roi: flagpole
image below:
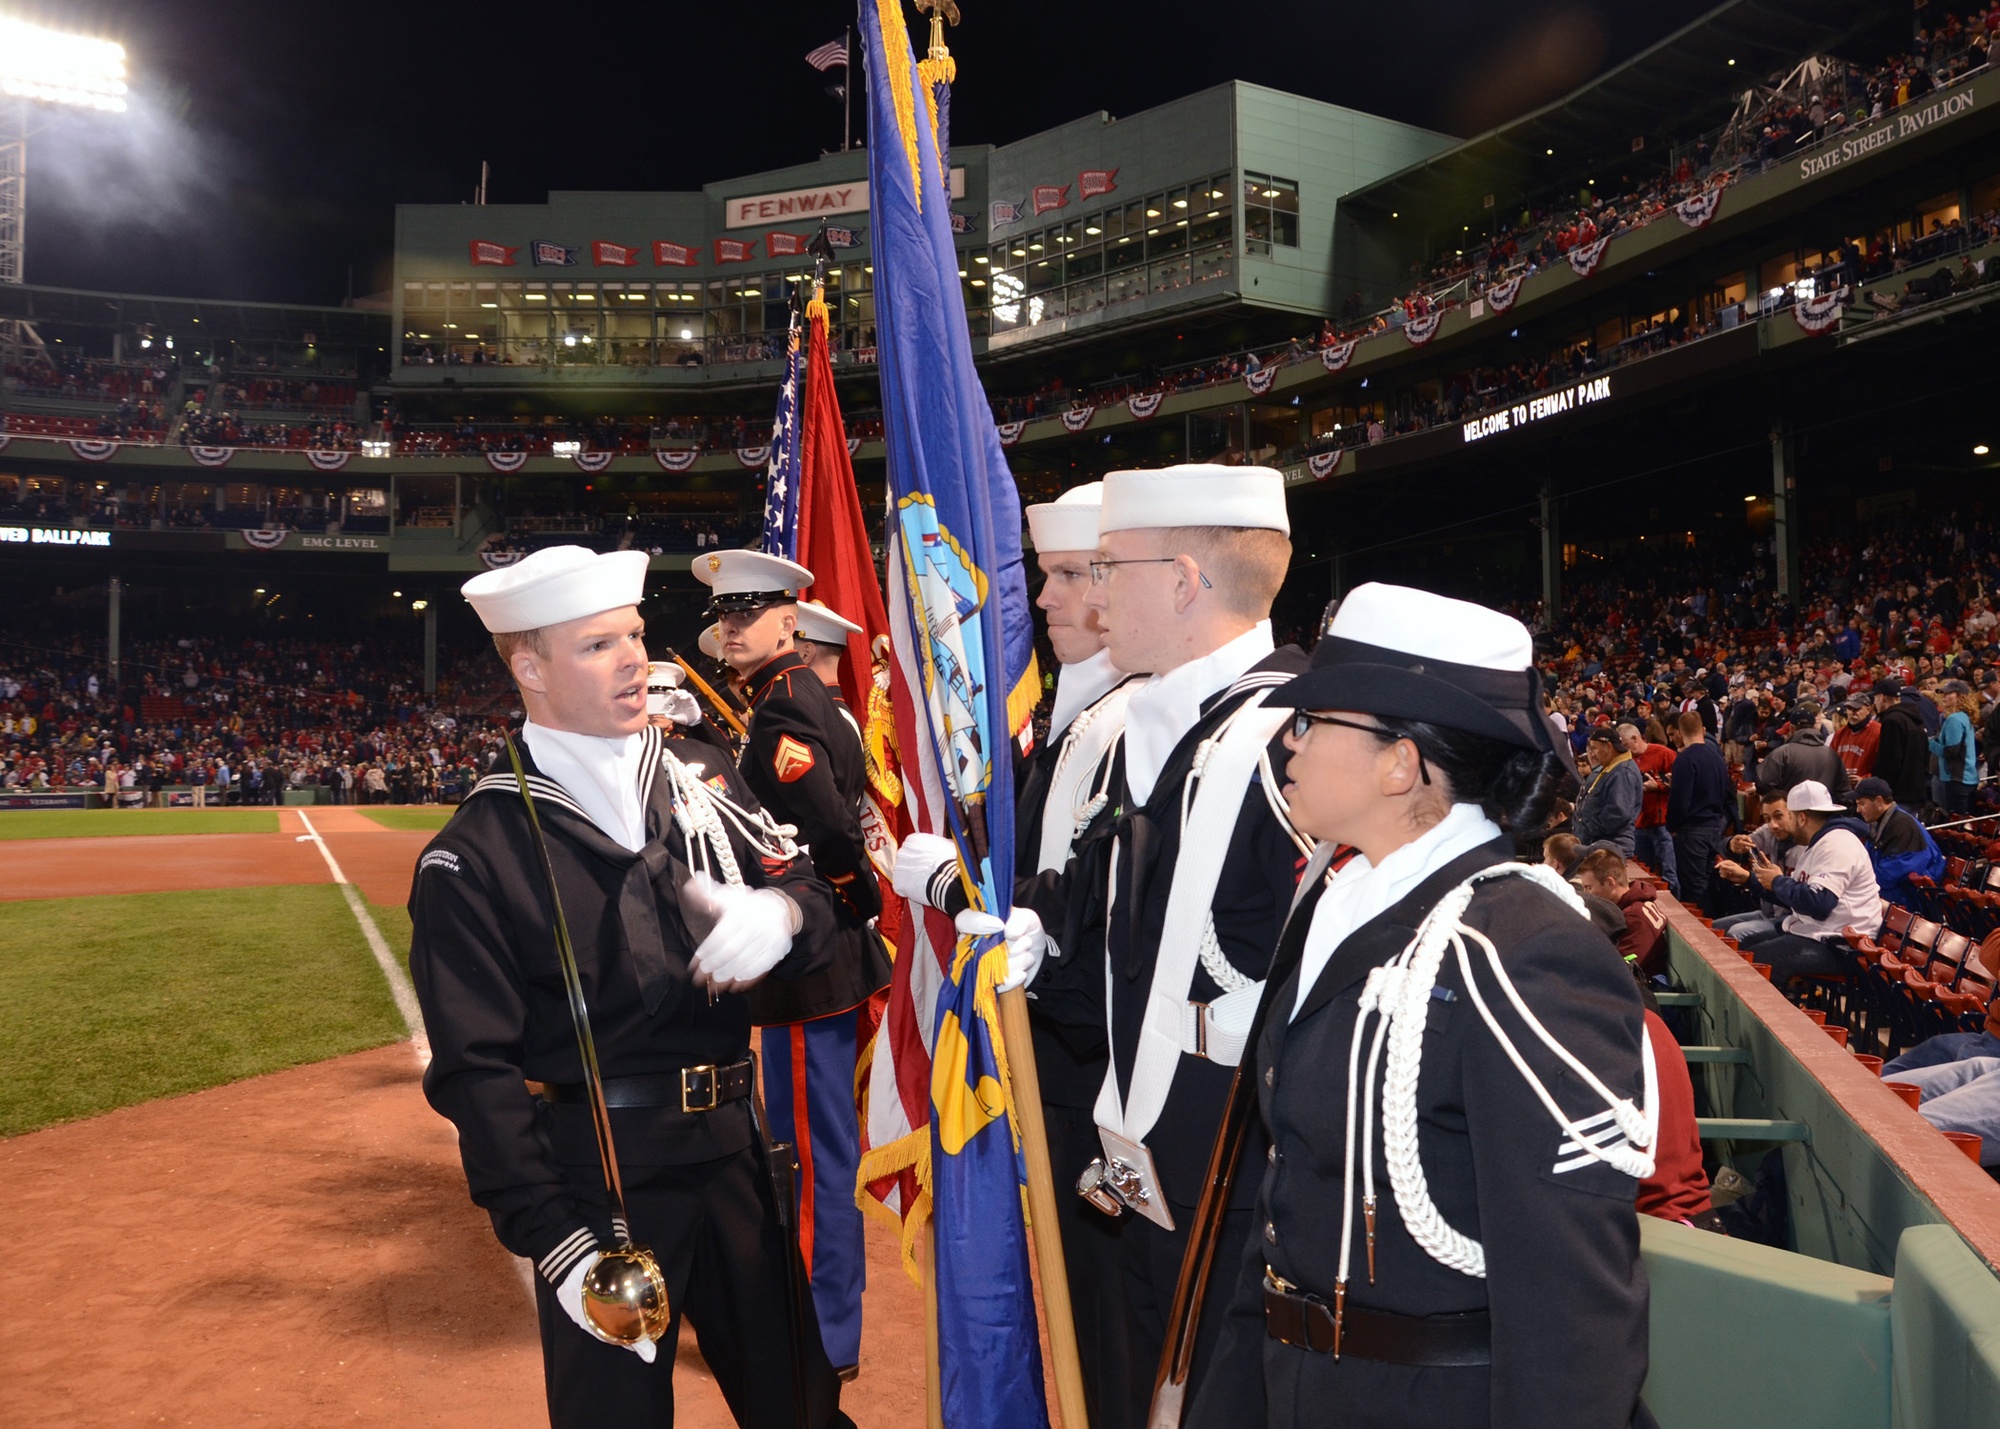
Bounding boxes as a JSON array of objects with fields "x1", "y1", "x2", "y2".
[
  {"x1": 923, "y1": 1220, "x2": 944, "y2": 1429},
  {"x1": 998, "y1": 984, "x2": 1091, "y2": 1429},
  {"x1": 843, "y1": 26, "x2": 853, "y2": 153}
]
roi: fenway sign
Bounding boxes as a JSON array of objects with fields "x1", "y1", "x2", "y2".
[{"x1": 724, "y1": 169, "x2": 966, "y2": 229}]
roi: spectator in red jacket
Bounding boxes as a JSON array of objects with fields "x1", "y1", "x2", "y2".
[
  {"x1": 1574, "y1": 847, "x2": 1669, "y2": 974},
  {"x1": 1619, "y1": 720, "x2": 1680, "y2": 897},
  {"x1": 1830, "y1": 698, "x2": 1880, "y2": 781}
]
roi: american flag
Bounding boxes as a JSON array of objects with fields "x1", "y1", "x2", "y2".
[
  {"x1": 759, "y1": 312, "x2": 805, "y2": 558},
  {"x1": 805, "y1": 35, "x2": 848, "y2": 71}
]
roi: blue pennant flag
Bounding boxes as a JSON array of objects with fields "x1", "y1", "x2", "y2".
[
  {"x1": 861, "y1": 1, "x2": 1045, "y2": 1426},
  {"x1": 760, "y1": 313, "x2": 805, "y2": 559}
]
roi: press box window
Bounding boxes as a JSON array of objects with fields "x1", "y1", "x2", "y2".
[{"x1": 1244, "y1": 173, "x2": 1300, "y2": 251}]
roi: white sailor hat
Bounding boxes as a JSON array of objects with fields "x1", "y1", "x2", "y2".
[
  {"x1": 794, "y1": 598, "x2": 863, "y2": 647},
  {"x1": 1098, "y1": 464, "x2": 1289, "y2": 537},
  {"x1": 691, "y1": 548, "x2": 814, "y2": 614},
  {"x1": 1269, "y1": 582, "x2": 1566, "y2": 762},
  {"x1": 460, "y1": 545, "x2": 650, "y2": 634},
  {"x1": 1025, "y1": 481, "x2": 1103, "y2": 552},
  {"x1": 697, "y1": 623, "x2": 725, "y2": 661}
]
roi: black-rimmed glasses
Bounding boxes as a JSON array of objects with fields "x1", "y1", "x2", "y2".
[{"x1": 1288, "y1": 711, "x2": 1430, "y2": 784}]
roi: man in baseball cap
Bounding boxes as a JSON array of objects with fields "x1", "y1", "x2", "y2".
[{"x1": 1725, "y1": 778, "x2": 1881, "y2": 989}]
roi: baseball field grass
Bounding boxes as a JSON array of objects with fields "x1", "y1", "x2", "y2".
[
  {"x1": 0, "y1": 884, "x2": 407, "y2": 1137},
  {"x1": 358, "y1": 808, "x2": 454, "y2": 833},
  {"x1": 0, "y1": 808, "x2": 281, "y2": 840}
]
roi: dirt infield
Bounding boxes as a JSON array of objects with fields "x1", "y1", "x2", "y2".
[{"x1": 1, "y1": 814, "x2": 933, "y2": 1426}]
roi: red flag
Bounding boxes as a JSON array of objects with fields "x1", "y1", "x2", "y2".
[{"x1": 590, "y1": 240, "x2": 640, "y2": 266}]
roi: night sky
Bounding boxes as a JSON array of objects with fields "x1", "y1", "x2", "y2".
[{"x1": 22, "y1": 0, "x2": 1720, "y2": 308}]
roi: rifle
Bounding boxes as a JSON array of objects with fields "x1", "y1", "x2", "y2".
[
  {"x1": 664, "y1": 647, "x2": 747, "y2": 738},
  {"x1": 1147, "y1": 842, "x2": 1339, "y2": 1428},
  {"x1": 747, "y1": 1057, "x2": 816, "y2": 1429}
]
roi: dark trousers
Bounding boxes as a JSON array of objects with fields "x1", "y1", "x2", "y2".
[
  {"x1": 1672, "y1": 821, "x2": 1728, "y2": 916},
  {"x1": 1096, "y1": 1198, "x2": 1254, "y2": 1429},
  {"x1": 1740, "y1": 927, "x2": 1849, "y2": 989},
  {"x1": 1045, "y1": 1097, "x2": 1128, "y2": 1429},
  {"x1": 533, "y1": 1146, "x2": 847, "y2": 1429}
]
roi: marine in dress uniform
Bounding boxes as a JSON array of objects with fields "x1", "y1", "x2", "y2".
[
  {"x1": 694, "y1": 550, "x2": 893, "y2": 1378},
  {"x1": 407, "y1": 545, "x2": 853, "y2": 1428},
  {"x1": 1047, "y1": 465, "x2": 1308, "y2": 1429},
  {"x1": 1187, "y1": 582, "x2": 1653, "y2": 1429},
  {"x1": 896, "y1": 481, "x2": 1142, "y2": 1427}
]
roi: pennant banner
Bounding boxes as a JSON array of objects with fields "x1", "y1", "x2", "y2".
[
  {"x1": 591, "y1": 240, "x2": 641, "y2": 266},
  {"x1": 1794, "y1": 287, "x2": 1847, "y2": 335},
  {"x1": 654, "y1": 448, "x2": 700, "y2": 472},
  {"x1": 1079, "y1": 168, "x2": 1118, "y2": 199},
  {"x1": 1031, "y1": 184, "x2": 1069, "y2": 215},
  {"x1": 949, "y1": 212, "x2": 974, "y2": 234},
  {"x1": 241, "y1": 528, "x2": 288, "y2": 550},
  {"x1": 995, "y1": 420, "x2": 1026, "y2": 446},
  {"x1": 1404, "y1": 310, "x2": 1445, "y2": 346},
  {"x1": 989, "y1": 200, "x2": 1022, "y2": 228},
  {"x1": 1060, "y1": 404, "x2": 1095, "y2": 432},
  {"x1": 485, "y1": 451, "x2": 528, "y2": 473},
  {"x1": 824, "y1": 225, "x2": 863, "y2": 249},
  {"x1": 1486, "y1": 275, "x2": 1524, "y2": 313},
  {"x1": 1245, "y1": 366, "x2": 1277, "y2": 396},
  {"x1": 1320, "y1": 339, "x2": 1359, "y2": 372},
  {"x1": 1567, "y1": 235, "x2": 1611, "y2": 278},
  {"x1": 1126, "y1": 391, "x2": 1164, "y2": 420},
  {"x1": 1674, "y1": 184, "x2": 1725, "y2": 230},
  {"x1": 715, "y1": 238, "x2": 757, "y2": 264},
  {"x1": 469, "y1": 239, "x2": 518, "y2": 267},
  {"x1": 653, "y1": 241, "x2": 700, "y2": 267},
  {"x1": 735, "y1": 444, "x2": 771, "y2": 468},
  {"x1": 531, "y1": 240, "x2": 578, "y2": 267},
  {"x1": 573, "y1": 450, "x2": 616, "y2": 472},
  {"x1": 1307, "y1": 450, "x2": 1340, "y2": 480},
  {"x1": 187, "y1": 446, "x2": 233, "y2": 468},
  {"x1": 847, "y1": 435, "x2": 864, "y2": 455},
  {"x1": 69, "y1": 439, "x2": 118, "y2": 463},
  {"x1": 857, "y1": 9, "x2": 1048, "y2": 1429},
  {"x1": 305, "y1": 449, "x2": 351, "y2": 472},
  {"x1": 767, "y1": 232, "x2": 812, "y2": 257}
]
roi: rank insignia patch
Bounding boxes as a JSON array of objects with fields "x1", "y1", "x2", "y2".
[{"x1": 773, "y1": 734, "x2": 816, "y2": 783}]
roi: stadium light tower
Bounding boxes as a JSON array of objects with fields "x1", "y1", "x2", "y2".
[{"x1": 0, "y1": 15, "x2": 129, "y2": 362}]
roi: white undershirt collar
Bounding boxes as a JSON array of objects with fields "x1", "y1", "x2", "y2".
[
  {"x1": 1291, "y1": 802, "x2": 1504, "y2": 1019},
  {"x1": 1049, "y1": 647, "x2": 1125, "y2": 740},
  {"x1": 1121, "y1": 620, "x2": 1273, "y2": 807},
  {"x1": 520, "y1": 720, "x2": 648, "y2": 853}
]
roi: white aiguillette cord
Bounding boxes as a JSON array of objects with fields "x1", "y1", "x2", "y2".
[
  {"x1": 1332, "y1": 861, "x2": 1658, "y2": 1347},
  {"x1": 506, "y1": 735, "x2": 639, "y2": 1250}
]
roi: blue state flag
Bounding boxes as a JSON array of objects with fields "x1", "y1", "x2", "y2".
[{"x1": 861, "y1": 0, "x2": 1046, "y2": 1424}]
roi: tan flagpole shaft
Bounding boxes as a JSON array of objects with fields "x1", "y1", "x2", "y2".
[
  {"x1": 924, "y1": 1219, "x2": 944, "y2": 1429},
  {"x1": 999, "y1": 983, "x2": 1091, "y2": 1429}
]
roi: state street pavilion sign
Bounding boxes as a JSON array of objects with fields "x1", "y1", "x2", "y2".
[{"x1": 724, "y1": 169, "x2": 966, "y2": 229}]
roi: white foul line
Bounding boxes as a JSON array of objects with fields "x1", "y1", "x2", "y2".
[{"x1": 295, "y1": 810, "x2": 430, "y2": 1065}]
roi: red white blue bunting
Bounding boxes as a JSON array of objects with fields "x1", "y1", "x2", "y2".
[
  {"x1": 735, "y1": 445, "x2": 771, "y2": 468},
  {"x1": 1794, "y1": 288, "x2": 1847, "y2": 335},
  {"x1": 69, "y1": 439, "x2": 118, "y2": 463},
  {"x1": 995, "y1": 421, "x2": 1026, "y2": 446},
  {"x1": 480, "y1": 548, "x2": 525, "y2": 568},
  {"x1": 485, "y1": 451, "x2": 528, "y2": 473},
  {"x1": 1485, "y1": 275, "x2": 1524, "y2": 313},
  {"x1": 1403, "y1": 311, "x2": 1445, "y2": 346},
  {"x1": 242, "y1": 528, "x2": 288, "y2": 550},
  {"x1": 846, "y1": 436, "x2": 863, "y2": 455},
  {"x1": 305, "y1": 449, "x2": 351, "y2": 472},
  {"x1": 188, "y1": 446, "x2": 234, "y2": 468},
  {"x1": 1126, "y1": 391, "x2": 1165, "y2": 420},
  {"x1": 1567, "y1": 236, "x2": 1611, "y2": 278},
  {"x1": 1674, "y1": 185, "x2": 1725, "y2": 230},
  {"x1": 1060, "y1": 405, "x2": 1095, "y2": 433},
  {"x1": 572, "y1": 450, "x2": 615, "y2": 473},
  {"x1": 1319, "y1": 341, "x2": 1358, "y2": 373},
  {"x1": 1307, "y1": 451, "x2": 1340, "y2": 481},
  {"x1": 1245, "y1": 367, "x2": 1277, "y2": 396},
  {"x1": 654, "y1": 449, "x2": 700, "y2": 472}
]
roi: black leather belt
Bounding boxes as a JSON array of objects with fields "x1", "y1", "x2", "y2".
[
  {"x1": 538, "y1": 1059, "x2": 755, "y2": 1113},
  {"x1": 1263, "y1": 1271, "x2": 1491, "y2": 1365}
]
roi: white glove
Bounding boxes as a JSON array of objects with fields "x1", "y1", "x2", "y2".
[
  {"x1": 956, "y1": 904, "x2": 1049, "y2": 993},
  {"x1": 555, "y1": 1252, "x2": 658, "y2": 1362},
  {"x1": 648, "y1": 689, "x2": 702, "y2": 727},
  {"x1": 893, "y1": 831, "x2": 962, "y2": 908},
  {"x1": 686, "y1": 873, "x2": 799, "y2": 992}
]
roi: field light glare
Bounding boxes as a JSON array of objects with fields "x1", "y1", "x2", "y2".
[{"x1": 0, "y1": 18, "x2": 129, "y2": 112}]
